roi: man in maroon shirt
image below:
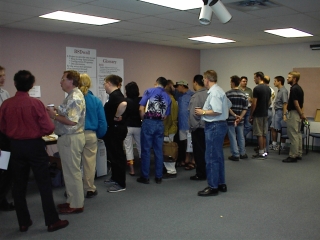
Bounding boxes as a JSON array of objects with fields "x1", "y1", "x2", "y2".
[{"x1": 0, "y1": 70, "x2": 68, "y2": 232}]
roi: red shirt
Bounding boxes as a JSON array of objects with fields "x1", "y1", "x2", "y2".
[{"x1": 0, "y1": 91, "x2": 55, "y2": 140}]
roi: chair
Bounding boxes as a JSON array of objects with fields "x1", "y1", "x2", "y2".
[
  {"x1": 309, "y1": 132, "x2": 320, "y2": 151},
  {"x1": 278, "y1": 122, "x2": 310, "y2": 155}
]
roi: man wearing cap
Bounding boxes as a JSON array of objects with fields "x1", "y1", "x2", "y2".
[{"x1": 174, "y1": 80, "x2": 194, "y2": 168}]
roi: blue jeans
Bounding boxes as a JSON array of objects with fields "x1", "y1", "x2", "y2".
[
  {"x1": 205, "y1": 121, "x2": 228, "y2": 189},
  {"x1": 243, "y1": 108, "x2": 252, "y2": 138},
  {"x1": 228, "y1": 124, "x2": 245, "y2": 157},
  {"x1": 140, "y1": 119, "x2": 164, "y2": 179}
]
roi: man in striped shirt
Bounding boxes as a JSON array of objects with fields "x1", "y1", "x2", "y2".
[{"x1": 226, "y1": 75, "x2": 248, "y2": 161}]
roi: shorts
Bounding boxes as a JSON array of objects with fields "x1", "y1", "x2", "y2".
[
  {"x1": 253, "y1": 117, "x2": 268, "y2": 136},
  {"x1": 270, "y1": 109, "x2": 286, "y2": 130},
  {"x1": 179, "y1": 130, "x2": 188, "y2": 141}
]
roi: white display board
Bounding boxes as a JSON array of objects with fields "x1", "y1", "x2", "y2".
[
  {"x1": 97, "y1": 57, "x2": 124, "y2": 104},
  {"x1": 66, "y1": 47, "x2": 97, "y2": 95}
]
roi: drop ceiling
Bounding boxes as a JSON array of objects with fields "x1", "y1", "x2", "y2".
[{"x1": 1, "y1": 0, "x2": 320, "y2": 49}]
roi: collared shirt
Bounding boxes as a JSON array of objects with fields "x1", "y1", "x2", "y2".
[
  {"x1": 177, "y1": 89, "x2": 194, "y2": 130},
  {"x1": 140, "y1": 87, "x2": 171, "y2": 120},
  {"x1": 226, "y1": 89, "x2": 248, "y2": 125},
  {"x1": 0, "y1": 88, "x2": 10, "y2": 106},
  {"x1": 188, "y1": 87, "x2": 207, "y2": 130},
  {"x1": 84, "y1": 90, "x2": 107, "y2": 139},
  {"x1": 0, "y1": 91, "x2": 54, "y2": 139},
  {"x1": 240, "y1": 87, "x2": 252, "y2": 107},
  {"x1": 54, "y1": 88, "x2": 85, "y2": 135},
  {"x1": 287, "y1": 83, "x2": 304, "y2": 111},
  {"x1": 202, "y1": 84, "x2": 231, "y2": 122},
  {"x1": 274, "y1": 86, "x2": 288, "y2": 110}
]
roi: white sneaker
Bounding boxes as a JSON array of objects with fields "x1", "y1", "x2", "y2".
[
  {"x1": 273, "y1": 145, "x2": 280, "y2": 151},
  {"x1": 269, "y1": 144, "x2": 275, "y2": 150}
]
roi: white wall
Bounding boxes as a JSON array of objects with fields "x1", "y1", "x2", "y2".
[
  {"x1": 200, "y1": 42, "x2": 320, "y2": 91},
  {"x1": 200, "y1": 42, "x2": 320, "y2": 148}
]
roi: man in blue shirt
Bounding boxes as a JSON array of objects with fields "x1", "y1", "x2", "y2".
[
  {"x1": 137, "y1": 77, "x2": 172, "y2": 184},
  {"x1": 174, "y1": 80, "x2": 194, "y2": 168},
  {"x1": 195, "y1": 70, "x2": 231, "y2": 197}
]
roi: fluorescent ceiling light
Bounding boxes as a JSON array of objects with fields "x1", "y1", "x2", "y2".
[
  {"x1": 189, "y1": 36, "x2": 235, "y2": 44},
  {"x1": 40, "y1": 11, "x2": 120, "y2": 26},
  {"x1": 138, "y1": 0, "x2": 203, "y2": 10},
  {"x1": 264, "y1": 28, "x2": 313, "y2": 38}
]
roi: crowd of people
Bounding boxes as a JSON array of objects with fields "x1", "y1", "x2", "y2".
[{"x1": 0, "y1": 65, "x2": 307, "y2": 232}]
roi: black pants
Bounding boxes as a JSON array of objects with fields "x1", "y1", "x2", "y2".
[
  {"x1": 0, "y1": 163, "x2": 13, "y2": 206},
  {"x1": 191, "y1": 128, "x2": 206, "y2": 178},
  {"x1": 0, "y1": 131, "x2": 12, "y2": 207},
  {"x1": 10, "y1": 138, "x2": 59, "y2": 226},
  {"x1": 104, "y1": 125, "x2": 128, "y2": 188}
]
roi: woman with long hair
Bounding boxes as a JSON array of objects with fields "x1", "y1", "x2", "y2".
[{"x1": 123, "y1": 82, "x2": 142, "y2": 176}]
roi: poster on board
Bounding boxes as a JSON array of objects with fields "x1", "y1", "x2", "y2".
[
  {"x1": 66, "y1": 47, "x2": 97, "y2": 95},
  {"x1": 97, "y1": 57, "x2": 124, "y2": 104}
]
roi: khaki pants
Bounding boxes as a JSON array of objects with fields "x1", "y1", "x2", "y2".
[
  {"x1": 82, "y1": 130, "x2": 98, "y2": 192},
  {"x1": 287, "y1": 110, "x2": 302, "y2": 158},
  {"x1": 58, "y1": 133, "x2": 85, "y2": 208}
]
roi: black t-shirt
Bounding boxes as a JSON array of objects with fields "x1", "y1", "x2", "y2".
[
  {"x1": 287, "y1": 84, "x2": 304, "y2": 111},
  {"x1": 125, "y1": 96, "x2": 142, "y2": 128},
  {"x1": 104, "y1": 89, "x2": 126, "y2": 126},
  {"x1": 252, "y1": 84, "x2": 271, "y2": 117}
]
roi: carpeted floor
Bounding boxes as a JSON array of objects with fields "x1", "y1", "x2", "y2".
[{"x1": 1, "y1": 146, "x2": 320, "y2": 240}]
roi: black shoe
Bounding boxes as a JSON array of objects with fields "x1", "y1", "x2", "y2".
[
  {"x1": 0, "y1": 202, "x2": 15, "y2": 211},
  {"x1": 282, "y1": 157, "x2": 297, "y2": 163},
  {"x1": 190, "y1": 175, "x2": 206, "y2": 181},
  {"x1": 155, "y1": 178, "x2": 162, "y2": 184},
  {"x1": 86, "y1": 190, "x2": 98, "y2": 198},
  {"x1": 240, "y1": 154, "x2": 248, "y2": 159},
  {"x1": 137, "y1": 177, "x2": 150, "y2": 184},
  {"x1": 198, "y1": 187, "x2": 219, "y2": 197},
  {"x1": 296, "y1": 156, "x2": 302, "y2": 160},
  {"x1": 218, "y1": 184, "x2": 227, "y2": 192},
  {"x1": 162, "y1": 173, "x2": 177, "y2": 179},
  {"x1": 20, "y1": 219, "x2": 33, "y2": 232},
  {"x1": 228, "y1": 155, "x2": 239, "y2": 161}
]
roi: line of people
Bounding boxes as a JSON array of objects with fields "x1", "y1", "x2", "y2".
[{"x1": 0, "y1": 66, "x2": 307, "y2": 233}]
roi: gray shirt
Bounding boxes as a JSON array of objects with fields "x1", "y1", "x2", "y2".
[
  {"x1": 188, "y1": 87, "x2": 207, "y2": 131},
  {"x1": 274, "y1": 86, "x2": 288, "y2": 110}
]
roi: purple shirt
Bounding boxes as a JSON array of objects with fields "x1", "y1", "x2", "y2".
[{"x1": 140, "y1": 87, "x2": 171, "y2": 120}]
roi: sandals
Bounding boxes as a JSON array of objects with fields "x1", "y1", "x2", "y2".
[
  {"x1": 185, "y1": 163, "x2": 196, "y2": 170},
  {"x1": 176, "y1": 161, "x2": 187, "y2": 167}
]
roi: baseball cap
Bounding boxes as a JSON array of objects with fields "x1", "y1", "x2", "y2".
[{"x1": 174, "y1": 80, "x2": 188, "y2": 88}]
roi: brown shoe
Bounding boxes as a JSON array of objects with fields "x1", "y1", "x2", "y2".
[
  {"x1": 59, "y1": 206, "x2": 84, "y2": 214},
  {"x1": 57, "y1": 203, "x2": 70, "y2": 209},
  {"x1": 47, "y1": 219, "x2": 69, "y2": 232},
  {"x1": 19, "y1": 219, "x2": 33, "y2": 232}
]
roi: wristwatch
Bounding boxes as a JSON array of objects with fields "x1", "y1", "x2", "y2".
[{"x1": 202, "y1": 111, "x2": 206, "y2": 115}]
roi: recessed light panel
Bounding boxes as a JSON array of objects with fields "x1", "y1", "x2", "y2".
[
  {"x1": 189, "y1": 36, "x2": 235, "y2": 44},
  {"x1": 40, "y1": 11, "x2": 120, "y2": 26},
  {"x1": 138, "y1": 0, "x2": 203, "y2": 10},
  {"x1": 264, "y1": 28, "x2": 313, "y2": 38}
]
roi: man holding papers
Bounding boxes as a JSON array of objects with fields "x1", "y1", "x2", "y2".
[{"x1": 0, "y1": 70, "x2": 69, "y2": 232}]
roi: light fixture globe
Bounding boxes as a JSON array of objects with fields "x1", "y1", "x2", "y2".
[
  {"x1": 199, "y1": 5, "x2": 213, "y2": 25},
  {"x1": 210, "y1": 0, "x2": 232, "y2": 24}
]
